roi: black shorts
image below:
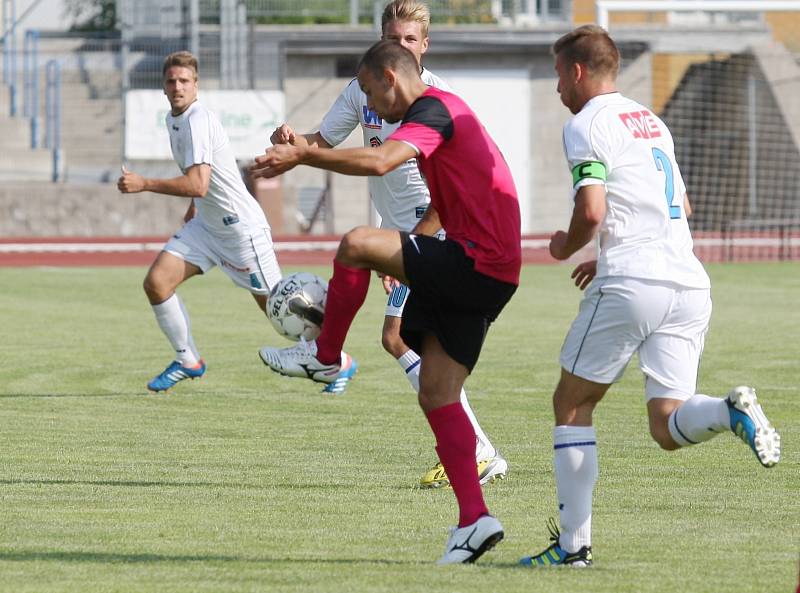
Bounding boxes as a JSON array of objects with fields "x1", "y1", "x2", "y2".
[{"x1": 399, "y1": 232, "x2": 517, "y2": 372}]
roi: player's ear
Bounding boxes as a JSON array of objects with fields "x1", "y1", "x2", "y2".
[
  {"x1": 383, "y1": 67, "x2": 397, "y2": 88},
  {"x1": 420, "y1": 36, "x2": 429, "y2": 55}
]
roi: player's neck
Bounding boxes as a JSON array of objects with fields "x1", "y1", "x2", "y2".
[{"x1": 171, "y1": 98, "x2": 197, "y2": 117}]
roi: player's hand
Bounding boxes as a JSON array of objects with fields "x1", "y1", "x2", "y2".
[
  {"x1": 270, "y1": 124, "x2": 296, "y2": 146},
  {"x1": 571, "y1": 259, "x2": 597, "y2": 290},
  {"x1": 184, "y1": 204, "x2": 197, "y2": 223},
  {"x1": 381, "y1": 274, "x2": 399, "y2": 294},
  {"x1": 250, "y1": 145, "x2": 303, "y2": 179},
  {"x1": 548, "y1": 230, "x2": 570, "y2": 260},
  {"x1": 117, "y1": 165, "x2": 146, "y2": 193}
]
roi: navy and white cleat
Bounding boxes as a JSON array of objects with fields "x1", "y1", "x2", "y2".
[
  {"x1": 147, "y1": 359, "x2": 206, "y2": 392},
  {"x1": 259, "y1": 338, "x2": 357, "y2": 388}
]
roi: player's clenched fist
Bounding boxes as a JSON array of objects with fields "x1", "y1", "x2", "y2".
[
  {"x1": 250, "y1": 144, "x2": 304, "y2": 179},
  {"x1": 270, "y1": 124, "x2": 296, "y2": 146},
  {"x1": 117, "y1": 165, "x2": 146, "y2": 193}
]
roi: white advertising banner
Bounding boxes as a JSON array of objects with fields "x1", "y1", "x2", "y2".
[
  {"x1": 125, "y1": 90, "x2": 285, "y2": 161},
  {"x1": 438, "y1": 70, "x2": 531, "y2": 233}
]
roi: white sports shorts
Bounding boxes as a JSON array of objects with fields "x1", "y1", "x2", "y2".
[
  {"x1": 559, "y1": 276, "x2": 712, "y2": 401},
  {"x1": 164, "y1": 217, "x2": 282, "y2": 296},
  {"x1": 385, "y1": 282, "x2": 410, "y2": 318}
]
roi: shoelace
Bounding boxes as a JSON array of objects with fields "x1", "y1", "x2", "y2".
[
  {"x1": 283, "y1": 337, "x2": 313, "y2": 360},
  {"x1": 545, "y1": 517, "x2": 561, "y2": 546}
]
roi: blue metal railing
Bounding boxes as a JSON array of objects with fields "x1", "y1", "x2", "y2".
[
  {"x1": 45, "y1": 59, "x2": 61, "y2": 182},
  {"x1": 23, "y1": 28, "x2": 38, "y2": 147}
]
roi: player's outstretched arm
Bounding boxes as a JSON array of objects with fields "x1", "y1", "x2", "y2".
[
  {"x1": 270, "y1": 124, "x2": 332, "y2": 150},
  {"x1": 250, "y1": 139, "x2": 416, "y2": 179},
  {"x1": 117, "y1": 164, "x2": 210, "y2": 198},
  {"x1": 549, "y1": 184, "x2": 606, "y2": 260}
]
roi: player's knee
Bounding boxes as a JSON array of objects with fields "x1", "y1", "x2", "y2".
[
  {"x1": 336, "y1": 226, "x2": 370, "y2": 263},
  {"x1": 143, "y1": 272, "x2": 169, "y2": 303},
  {"x1": 650, "y1": 425, "x2": 680, "y2": 451}
]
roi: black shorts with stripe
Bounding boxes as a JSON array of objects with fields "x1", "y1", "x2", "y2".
[{"x1": 399, "y1": 232, "x2": 516, "y2": 372}]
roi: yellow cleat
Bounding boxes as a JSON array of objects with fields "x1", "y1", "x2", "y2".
[{"x1": 419, "y1": 454, "x2": 508, "y2": 489}]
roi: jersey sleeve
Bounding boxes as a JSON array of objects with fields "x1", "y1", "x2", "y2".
[
  {"x1": 562, "y1": 116, "x2": 611, "y2": 194},
  {"x1": 387, "y1": 96, "x2": 453, "y2": 159},
  {"x1": 186, "y1": 109, "x2": 214, "y2": 167},
  {"x1": 318, "y1": 79, "x2": 361, "y2": 147}
]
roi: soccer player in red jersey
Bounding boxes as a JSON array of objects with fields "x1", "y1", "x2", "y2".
[{"x1": 251, "y1": 40, "x2": 520, "y2": 564}]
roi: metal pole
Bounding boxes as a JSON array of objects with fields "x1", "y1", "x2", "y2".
[
  {"x1": 29, "y1": 29, "x2": 38, "y2": 147},
  {"x1": 188, "y1": 0, "x2": 199, "y2": 57},
  {"x1": 350, "y1": 0, "x2": 359, "y2": 25},
  {"x1": 9, "y1": 0, "x2": 17, "y2": 116},
  {"x1": 46, "y1": 59, "x2": 61, "y2": 181},
  {"x1": 747, "y1": 73, "x2": 757, "y2": 217},
  {"x1": 237, "y1": 0, "x2": 246, "y2": 88}
]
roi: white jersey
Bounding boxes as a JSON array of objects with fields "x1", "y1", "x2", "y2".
[
  {"x1": 166, "y1": 100, "x2": 269, "y2": 238},
  {"x1": 319, "y1": 68, "x2": 451, "y2": 231},
  {"x1": 563, "y1": 92, "x2": 709, "y2": 289}
]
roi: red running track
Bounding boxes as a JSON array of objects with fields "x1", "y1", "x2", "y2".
[{"x1": 1, "y1": 233, "x2": 797, "y2": 267}]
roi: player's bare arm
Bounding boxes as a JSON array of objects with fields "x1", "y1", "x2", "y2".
[
  {"x1": 684, "y1": 193, "x2": 693, "y2": 217},
  {"x1": 549, "y1": 184, "x2": 606, "y2": 260},
  {"x1": 270, "y1": 125, "x2": 332, "y2": 150},
  {"x1": 250, "y1": 139, "x2": 416, "y2": 179},
  {"x1": 117, "y1": 163, "x2": 211, "y2": 198}
]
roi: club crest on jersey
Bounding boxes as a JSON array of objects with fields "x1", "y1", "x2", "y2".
[
  {"x1": 370, "y1": 136, "x2": 383, "y2": 147},
  {"x1": 619, "y1": 110, "x2": 661, "y2": 139},
  {"x1": 363, "y1": 106, "x2": 383, "y2": 129}
]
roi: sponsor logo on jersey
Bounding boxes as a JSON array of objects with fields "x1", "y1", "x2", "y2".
[
  {"x1": 369, "y1": 136, "x2": 383, "y2": 147},
  {"x1": 415, "y1": 206, "x2": 427, "y2": 218},
  {"x1": 618, "y1": 110, "x2": 662, "y2": 139},
  {"x1": 222, "y1": 215, "x2": 240, "y2": 226},
  {"x1": 172, "y1": 125, "x2": 179, "y2": 131},
  {"x1": 363, "y1": 106, "x2": 383, "y2": 129}
]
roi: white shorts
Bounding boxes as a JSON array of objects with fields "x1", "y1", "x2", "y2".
[
  {"x1": 559, "y1": 276, "x2": 712, "y2": 401},
  {"x1": 164, "y1": 217, "x2": 282, "y2": 296},
  {"x1": 385, "y1": 282, "x2": 410, "y2": 318}
]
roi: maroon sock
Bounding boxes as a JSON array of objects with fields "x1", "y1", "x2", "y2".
[
  {"x1": 315, "y1": 260, "x2": 370, "y2": 364},
  {"x1": 426, "y1": 402, "x2": 488, "y2": 527}
]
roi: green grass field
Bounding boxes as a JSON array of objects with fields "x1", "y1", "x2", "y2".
[{"x1": 0, "y1": 262, "x2": 797, "y2": 593}]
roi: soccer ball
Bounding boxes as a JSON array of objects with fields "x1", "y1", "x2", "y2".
[{"x1": 267, "y1": 272, "x2": 328, "y2": 342}]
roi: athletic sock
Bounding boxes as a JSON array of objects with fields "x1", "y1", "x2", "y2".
[
  {"x1": 152, "y1": 293, "x2": 199, "y2": 367},
  {"x1": 668, "y1": 393, "x2": 730, "y2": 447},
  {"x1": 553, "y1": 425, "x2": 598, "y2": 553},
  {"x1": 176, "y1": 292, "x2": 201, "y2": 362},
  {"x1": 426, "y1": 402, "x2": 488, "y2": 527},
  {"x1": 315, "y1": 260, "x2": 370, "y2": 364},
  {"x1": 398, "y1": 349, "x2": 495, "y2": 459}
]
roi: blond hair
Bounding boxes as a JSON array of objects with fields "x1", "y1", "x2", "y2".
[
  {"x1": 381, "y1": 0, "x2": 430, "y2": 37},
  {"x1": 162, "y1": 51, "x2": 198, "y2": 79},
  {"x1": 552, "y1": 25, "x2": 619, "y2": 80}
]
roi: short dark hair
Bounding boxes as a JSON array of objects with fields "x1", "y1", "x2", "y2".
[
  {"x1": 162, "y1": 51, "x2": 198, "y2": 79},
  {"x1": 358, "y1": 40, "x2": 420, "y2": 80},
  {"x1": 552, "y1": 25, "x2": 619, "y2": 80}
]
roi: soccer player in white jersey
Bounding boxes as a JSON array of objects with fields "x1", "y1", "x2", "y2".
[
  {"x1": 520, "y1": 25, "x2": 781, "y2": 568},
  {"x1": 263, "y1": 0, "x2": 507, "y2": 489},
  {"x1": 117, "y1": 51, "x2": 282, "y2": 392}
]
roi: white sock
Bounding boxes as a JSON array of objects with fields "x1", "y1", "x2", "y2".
[
  {"x1": 152, "y1": 294, "x2": 199, "y2": 366},
  {"x1": 176, "y1": 293, "x2": 201, "y2": 362},
  {"x1": 397, "y1": 349, "x2": 495, "y2": 457},
  {"x1": 553, "y1": 425, "x2": 598, "y2": 553},
  {"x1": 668, "y1": 393, "x2": 730, "y2": 447}
]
